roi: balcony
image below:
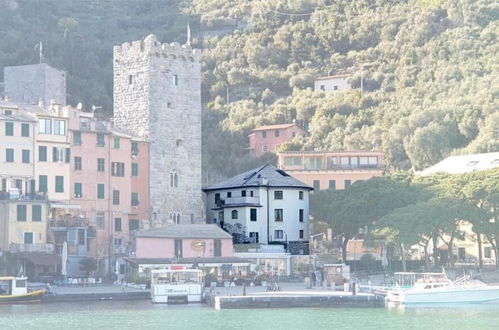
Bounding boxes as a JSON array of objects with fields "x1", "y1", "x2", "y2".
[
  {"x1": 9, "y1": 243, "x2": 55, "y2": 254},
  {"x1": 215, "y1": 196, "x2": 260, "y2": 208},
  {"x1": 49, "y1": 217, "x2": 90, "y2": 228},
  {"x1": 0, "y1": 191, "x2": 48, "y2": 201}
]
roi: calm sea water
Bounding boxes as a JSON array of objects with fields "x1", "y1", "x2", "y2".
[{"x1": 1, "y1": 301, "x2": 498, "y2": 330}]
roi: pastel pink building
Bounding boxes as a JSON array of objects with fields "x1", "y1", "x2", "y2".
[
  {"x1": 134, "y1": 224, "x2": 234, "y2": 259},
  {"x1": 248, "y1": 123, "x2": 305, "y2": 158}
]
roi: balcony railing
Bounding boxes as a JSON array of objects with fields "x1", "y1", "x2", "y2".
[
  {"x1": 9, "y1": 243, "x2": 55, "y2": 253},
  {"x1": 0, "y1": 191, "x2": 48, "y2": 201},
  {"x1": 223, "y1": 196, "x2": 260, "y2": 205},
  {"x1": 49, "y1": 217, "x2": 90, "y2": 228}
]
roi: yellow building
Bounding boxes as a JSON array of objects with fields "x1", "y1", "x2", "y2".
[{"x1": 0, "y1": 197, "x2": 51, "y2": 253}]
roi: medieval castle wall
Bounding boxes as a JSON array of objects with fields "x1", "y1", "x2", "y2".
[{"x1": 113, "y1": 34, "x2": 203, "y2": 226}]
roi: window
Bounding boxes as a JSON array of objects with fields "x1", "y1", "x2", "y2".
[
  {"x1": 299, "y1": 191, "x2": 304, "y2": 200},
  {"x1": 292, "y1": 132, "x2": 296, "y2": 138},
  {"x1": 55, "y1": 176, "x2": 64, "y2": 193},
  {"x1": 249, "y1": 232, "x2": 259, "y2": 243},
  {"x1": 250, "y1": 208, "x2": 257, "y2": 221},
  {"x1": 131, "y1": 163, "x2": 138, "y2": 177},
  {"x1": 227, "y1": 192, "x2": 232, "y2": 198},
  {"x1": 24, "y1": 232, "x2": 33, "y2": 244},
  {"x1": 4, "y1": 110, "x2": 12, "y2": 115},
  {"x1": 131, "y1": 192, "x2": 139, "y2": 206},
  {"x1": 299, "y1": 230, "x2": 304, "y2": 239},
  {"x1": 350, "y1": 157, "x2": 359, "y2": 168},
  {"x1": 65, "y1": 148, "x2": 70, "y2": 163},
  {"x1": 283, "y1": 157, "x2": 302, "y2": 166},
  {"x1": 274, "y1": 209, "x2": 283, "y2": 222},
  {"x1": 113, "y1": 190, "x2": 120, "y2": 205},
  {"x1": 173, "y1": 74, "x2": 178, "y2": 86},
  {"x1": 15, "y1": 179, "x2": 22, "y2": 192},
  {"x1": 485, "y1": 247, "x2": 492, "y2": 259},
  {"x1": 54, "y1": 120, "x2": 66, "y2": 135},
  {"x1": 78, "y1": 228, "x2": 85, "y2": 245},
  {"x1": 274, "y1": 230, "x2": 284, "y2": 239},
  {"x1": 345, "y1": 180, "x2": 352, "y2": 189},
  {"x1": 214, "y1": 239, "x2": 222, "y2": 257},
  {"x1": 97, "y1": 133, "x2": 105, "y2": 147},
  {"x1": 274, "y1": 191, "x2": 283, "y2": 200},
  {"x1": 320, "y1": 85, "x2": 325, "y2": 91},
  {"x1": 97, "y1": 158, "x2": 105, "y2": 172},
  {"x1": 73, "y1": 131, "x2": 82, "y2": 145},
  {"x1": 304, "y1": 157, "x2": 322, "y2": 170},
  {"x1": 39, "y1": 175, "x2": 48, "y2": 193},
  {"x1": 74, "y1": 156, "x2": 82, "y2": 170},
  {"x1": 52, "y1": 147, "x2": 64, "y2": 162},
  {"x1": 231, "y1": 210, "x2": 238, "y2": 219},
  {"x1": 340, "y1": 157, "x2": 350, "y2": 168},
  {"x1": 333, "y1": 85, "x2": 338, "y2": 90},
  {"x1": 74, "y1": 182, "x2": 83, "y2": 198},
  {"x1": 329, "y1": 180, "x2": 336, "y2": 191},
  {"x1": 1, "y1": 179, "x2": 6, "y2": 191},
  {"x1": 6, "y1": 148, "x2": 14, "y2": 162},
  {"x1": 38, "y1": 146, "x2": 47, "y2": 162},
  {"x1": 299, "y1": 209, "x2": 304, "y2": 222},
  {"x1": 29, "y1": 180, "x2": 35, "y2": 194},
  {"x1": 313, "y1": 180, "x2": 320, "y2": 191},
  {"x1": 5, "y1": 122, "x2": 13, "y2": 136},
  {"x1": 97, "y1": 184, "x2": 105, "y2": 199},
  {"x1": 21, "y1": 123, "x2": 29, "y2": 137},
  {"x1": 22, "y1": 150, "x2": 30, "y2": 163},
  {"x1": 39, "y1": 118, "x2": 51, "y2": 134},
  {"x1": 275, "y1": 130, "x2": 280, "y2": 137},
  {"x1": 128, "y1": 75, "x2": 133, "y2": 84},
  {"x1": 241, "y1": 190, "x2": 246, "y2": 197},
  {"x1": 170, "y1": 172, "x2": 178, "y2": 188},
  {"x1": 129, "y1": 219, "x2": 140, "y2": 231},
  {"x1": 111, "y1": 162, "x2": 125, "y2": 177},
  {"x1": 250, "y1": 190, "x2": 254, "y2": 197},
  {"x1": 113, "y1": 137, "x2": 120, "y2": 149},
  {"x1": 97, "y1": 213, "x2": 105, "y2": 229},
  {"x1": 215, "y1": 193, "x2": 221, "y2": 203},
  {"x1": 131, "y1": 142, "x2": 139, "y2": 156},
  {"x1": 262, "y1": 131, "x2": 267, "y2": 138},
  {"x1": 174, "y1": 239, "x2": 182, "y2": 258},
  {"x1": 262, "y1": 145, "x2": 268, "y2": 152},
  {"x1": 17, "y1": 205, "x2": 27, "y2": 221},
  {"x1": 114, "y1": 218, "x2": 122, "y2": 232}
]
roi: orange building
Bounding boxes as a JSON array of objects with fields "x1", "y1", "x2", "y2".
[
  {"x1": 278, "y1": 151, "x2": 385, "y2": 191},
  {"x1": 248, "y1": 123, "x2": 305, "y2": 158}
]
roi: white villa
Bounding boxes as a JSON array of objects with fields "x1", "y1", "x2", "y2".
[{"x1": 203, "y1": 164, "x2": 313, "y2": 256}]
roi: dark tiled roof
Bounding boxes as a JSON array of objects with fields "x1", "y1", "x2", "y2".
[
  {"x1": 125, "y1": 257, "x2": 251, "y2": 265},
  {"x1": 203, "y1": 164, "x2": 313, "y2": 191},
  {"x1": 135, "y1": 224, "x2": 232, "y2": 239}
]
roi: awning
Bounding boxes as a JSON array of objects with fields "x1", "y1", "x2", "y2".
[
  {"x1": 50, "y1": 203, "x2": 81, "y2": 210},
  {"x1": 18, "y1": 253, "x2": 61, "y2": 266}
]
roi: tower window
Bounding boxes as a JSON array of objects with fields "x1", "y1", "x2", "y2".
[
  {"x1": 128, "y1": 75, "x2": 133, "y2": 85},
  {"x1": 173, "y1": 75, "x2": 178, "y2": 86}
]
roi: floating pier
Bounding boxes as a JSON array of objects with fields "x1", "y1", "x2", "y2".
[{"x1": 209, "y1": 292, "x2": 385, "y2": 309}]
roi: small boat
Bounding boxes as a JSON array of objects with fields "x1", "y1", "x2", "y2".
[
  {"x1": 386, "y1": 273, "x2": 499, "y2": 304},
  {"x1": 150, "y1": 267, "x2": 204, "y2": 304},
  {"x1": 0, "y1": 276, "x2": 45, "y2": 304}
]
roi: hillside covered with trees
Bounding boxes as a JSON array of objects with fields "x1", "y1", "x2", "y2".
[{"x1": 0, "y1": 0, "x2": 497, "y2": 180}]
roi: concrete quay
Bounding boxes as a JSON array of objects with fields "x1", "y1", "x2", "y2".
[
  {"x1": 206, "y1": 285, "x2": 385, "y2": 309},
  {"x1": 42, "y1": 285, "x2": 150, "y2": 303}
]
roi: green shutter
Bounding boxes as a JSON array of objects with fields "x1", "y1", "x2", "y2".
[
  {"x1": 39, "y1": 146, "x2": 47, "y2": 162},
  {"x1": 55, "y1": 176, "x2": 64, "y2": 193},
  {"x1": 65, "y1": 148, "x2": 70, "y2": 163},
  {"x1": 5, "y1": 122, "x2": 13, "y2": 136},
  {"x1": 22, "y1": 150, "x2": 30, "y2": 163},
  {"x1": 17, "y1": 205, "x2": 27, "y2": 221},
  {"x1": 32, "y1": 205, "x2": 42, "y2": 221},
  {"x1": 97, "y1": 184, "x2": 105, "y2": 199},
  {"x1": 53, "y1": 147, "x2": 58, "y2": 162},
  {"x1": 132, "y1": 163, "x2": 138, "y2": 176},
  {"x1": 39, "y1": 175, "x2": 48, "y2": 193},
  {"x1": 6, "y1": 149, "x2": 14, "y2": 162},
  {"x1": 74, "y1": 183, "x2": 83, "y2": 197}
]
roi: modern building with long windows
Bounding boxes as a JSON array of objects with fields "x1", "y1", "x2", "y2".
[
  {"x1": 203, "y1": 164, "x2": 312, "y2": 256},
  {"x1": 278, "y1": 150, "x2": 385, "y2": 191}
]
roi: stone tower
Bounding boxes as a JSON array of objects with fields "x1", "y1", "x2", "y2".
[
  {"x1": 4, "y1": 63, "x2": 66, "y2": 105},
  {"x1": 113, "y1": 34, "x2": 203, "y2": 226}
]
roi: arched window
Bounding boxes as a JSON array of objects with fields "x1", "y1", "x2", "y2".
[
  {"x1": 231, "y1": 210, "x2": 238, "y2": 220},
  {"x1": 174, "y1": 173, "x2": 178, "y2": 188}
]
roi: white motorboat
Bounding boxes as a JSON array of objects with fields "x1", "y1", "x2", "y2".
[
  {"x1": 386, "y1": 274, "x2": 499, "y2": 304},
  {"x1": 150, "y1": 267, "x2": 204, "y2": 304}
]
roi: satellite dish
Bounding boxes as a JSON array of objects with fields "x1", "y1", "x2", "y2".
[{"x1": 77, "y1": 102, "x2": 83, "y2": 110}]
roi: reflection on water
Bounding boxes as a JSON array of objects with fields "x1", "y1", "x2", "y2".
[{"x1": 1, "y1": 301, "x2": 499, "y2": 330}]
